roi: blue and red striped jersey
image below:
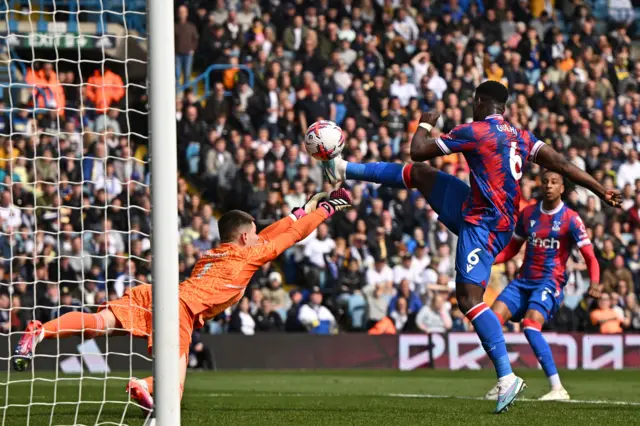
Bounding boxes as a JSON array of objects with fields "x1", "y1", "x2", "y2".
[
  {"x1": 436, "y1": 114, "x2": 545, "y2": 231},
  {"x1": 515, "y1": 201, "x2": 591, "y2": 289}
]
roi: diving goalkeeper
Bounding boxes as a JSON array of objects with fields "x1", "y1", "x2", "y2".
[{"x1": 13, "y1": 189, "x2": 352, "y2": 411}]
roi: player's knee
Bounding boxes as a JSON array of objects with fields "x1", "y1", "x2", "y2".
[
  {"x1": 409, "y1": 162, "x2": 437, "y2": 191},
  {"x1": 523, "y1": 309, "x2": 545, "y2": 328},
  {"x1": 455, "y1": 282, "x2": 484, "y2": 313},
  {"x1": 522, "y1": 316, "x2": 543, "y2": 331},
  {"x1": 410, "y1": 162, "x2": 437, "y2": 182},
  {"x1": 98, "y1": 309, "x2": 118, "y2": 329},
  {"x1": 491, "y1": 302, "x2": 511, "y2": 326},
  {"x1": 493, "y1": 310, "x2": 506, "y2": 326},
  {"x1": 455, "y1": 292, "x2": 482, "y2": 314}
]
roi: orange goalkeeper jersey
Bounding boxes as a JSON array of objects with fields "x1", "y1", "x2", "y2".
[{"x1": 179, "y1": 209, "x2": 328, "y2": 324}]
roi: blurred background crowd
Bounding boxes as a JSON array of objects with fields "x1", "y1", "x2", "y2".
[{"x1": 1, "y1": 0, "x2": 640, "y2": 339}]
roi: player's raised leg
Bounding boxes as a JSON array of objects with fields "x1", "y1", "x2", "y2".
[
  {"x1": 13, "y1": 310, "x2": 116, "y2": 371},
  {"x1": 323, "y1": 160, "x2": 470, "y2": 235},
  {"x1": 322, "y1": 156, "x2": 417, "y2": 189},
  {"x1": 522, "y1": 308, "x2": 569, "y2": 400}
]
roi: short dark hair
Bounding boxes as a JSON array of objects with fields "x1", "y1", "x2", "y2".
[
  {"x1": 475, "y1": 81, "x2": 509, "y2": 104},
  {"x1": 218, "y1": 210, "x2": 255, "y2": 243}
]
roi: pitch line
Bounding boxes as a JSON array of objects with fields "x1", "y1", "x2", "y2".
[
  {"x1": 387, "y1": 393, "x2": 640, "y2": 406},
  {"x1": 207, "y1": 392, "x2": 640, "y2": 406}
]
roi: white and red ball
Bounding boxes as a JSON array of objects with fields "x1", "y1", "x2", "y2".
[{"x1": 304, "y1": 120, "x2": 345, "y2": 161}]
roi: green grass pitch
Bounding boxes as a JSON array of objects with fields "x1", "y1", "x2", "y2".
[{"x1": 1, "y1": 370, "x2": 639, "y2": 425}]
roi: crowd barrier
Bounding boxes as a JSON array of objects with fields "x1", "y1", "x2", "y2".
[{"x1": 1, "y1": 333, "x2": 638, "y2": 373}]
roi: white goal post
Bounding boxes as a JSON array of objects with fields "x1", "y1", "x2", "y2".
[{"x1": 148, "y1": 0, "x2": 180, "y2": 424}]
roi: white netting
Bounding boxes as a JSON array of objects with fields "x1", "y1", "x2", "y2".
[{"x1": 0, "y1": 0, "x2": 151, "y2": 424}]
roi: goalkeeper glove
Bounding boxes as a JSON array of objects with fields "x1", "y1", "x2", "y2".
[
  {"x1": 304, "y1": 192, "x2": 329, "y2": 214},
  {"x1": 329, "y1": 188, "x2": 352, "y2": 204},
  {"x1": 291, "y1": 192, "x2": 329, "y2": 219},
  {"x1": 318, "y1": 196, "x2": 352, "y2": 217}
]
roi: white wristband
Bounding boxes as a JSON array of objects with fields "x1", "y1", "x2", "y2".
[{"x1": 419, "y1": 122, "x2": 433, "y2": 132}]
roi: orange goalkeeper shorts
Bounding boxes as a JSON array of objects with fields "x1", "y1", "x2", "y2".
[{"x1": 105, "y1": 284, "x2": 194, "y2": 358}]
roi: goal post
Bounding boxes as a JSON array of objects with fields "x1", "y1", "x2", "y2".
[{"x1": 148, "y1": 0, "x2": 180, "y2": 424}]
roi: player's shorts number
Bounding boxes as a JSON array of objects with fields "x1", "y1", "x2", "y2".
[
  {"x1": 467, "y1": 248, "x2": 481, "y2": 266},
  {"x1": 509, "y1": 141, "x2": 523, "y2": 180},
  {"x1": 541, "y1": 288, "x2": 553, "y2": 301}
]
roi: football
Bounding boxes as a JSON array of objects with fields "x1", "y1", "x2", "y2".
[{"x1": 304, "y1": 120, "x2": 345, "y2": 161}]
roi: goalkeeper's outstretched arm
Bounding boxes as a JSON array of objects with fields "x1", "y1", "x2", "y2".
[
  {"x1": 250, "y1": 190, "x2": 352, "y2": 264},
  {"x1": 258, "y1": 192, "x2": 328, "y2": 240}
]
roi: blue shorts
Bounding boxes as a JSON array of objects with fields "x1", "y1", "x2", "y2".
[
  {"x1": 425, "y1": 171, "x2": 511, "y2": 287},
  {"x1": 496, "y1": 278, "x2": 564, "y2": 322}
]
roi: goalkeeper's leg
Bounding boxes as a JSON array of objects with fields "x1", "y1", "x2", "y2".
[
  {"x1": 13, "y1": 310, "x2": 117, "y2": 371},
  {"x1": 127, "y1": 299, "x2": 193, "y2": 412},
  {"x1": 127, "y1": 353, "x2": 188, "y2": 412}
]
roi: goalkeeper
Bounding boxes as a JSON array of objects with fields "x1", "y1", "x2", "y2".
[{"x1": 13, "y1": 189, "x2": 352, "y2": 411}]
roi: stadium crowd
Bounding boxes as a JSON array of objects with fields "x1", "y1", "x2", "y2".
[
  {"x1": 173, "y1": 0, "x2": 640, "y2": 335},
  {"x1": 1, "y1": 0, "x2": 640, "y2": 339}
]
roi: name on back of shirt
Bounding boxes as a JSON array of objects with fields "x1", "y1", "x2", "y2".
[{"x1": 496, "y1": 124, "x2": 518, "y2": 135}]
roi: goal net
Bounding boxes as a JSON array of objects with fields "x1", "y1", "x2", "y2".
[{"x1": 0, "y1": 0, "x2": 154, "y2": 424}]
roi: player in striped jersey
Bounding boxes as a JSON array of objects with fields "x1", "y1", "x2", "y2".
[
  {"x1": 485, "y1": 170, "x2": 600, "y2": 401},
  {"x1": 322, "y1": 81, "x2": 621, "y2": 413}
]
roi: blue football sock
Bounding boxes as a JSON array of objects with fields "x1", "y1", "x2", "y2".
[
  {"x1": 467, "y1": 303, "x2": 512, "y2": 379},
  {"x1": 346, "y1": 162, "x2": 407, "y2": 188},
  {"x1": 524, "y1": 320, "x2": 557, "y2": 378}
]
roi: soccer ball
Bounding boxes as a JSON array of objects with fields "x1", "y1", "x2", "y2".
[{"x1": 304, "y1": 120, "x2": 345, "y2": 161}]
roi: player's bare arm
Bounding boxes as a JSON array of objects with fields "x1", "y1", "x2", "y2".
[
  {"x1": 494, "y1": 238, "x2": 525, "y2": 264},
  {"x1": 535, "y1": 144, "x2": 622, "y2": 207},
  {"x1": 409, "y1": 111, "x2": 444, "y2": 162}
]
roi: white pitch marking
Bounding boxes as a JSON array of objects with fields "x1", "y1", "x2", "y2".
[
  {"x1": 386, "y1": 393, "x2": 640, "y2": 406},
  {"x1": 207, "y1": 392, "x2": 640, "y2": 406}
]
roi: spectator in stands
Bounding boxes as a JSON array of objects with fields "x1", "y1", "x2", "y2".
[
  {"x1": 389, "y1": 297, "x2": 417, "y2": 332},
  {"x1": 0, "y1": 293, "x2": 10, "y2": 333},
  {"x1": 229, "y1": 296, "x2": 256, "y2": 335},
  {"x1": 602, "y1": 255, "x2": 634, "y2": 294},
  {"x1": 393, "y1": 253, "x2": 419, "y2": 289},
  {"x1": 189, "y1": 330, "x2": 213, "y2": 370},
  {"x1": 625, "y1": 293, "x2": 640, "y2": 331},
  {"x1": 285, "y1": 289, "x2": 305, "y2": 332},
  {"x1": 86, "y1": 69, "x2": 125, "y2": 113},
  {"x1": 415, "y1": 293, "x2": 452, "y2": 333},
  {"x1": 0, "y1": 191, "x2": 21, "y2": 230},
  {"x1": 388, "y1": 279, "x2": 422, "y2": 315},
  {"x1": 26, "y1": 62, "x2": 65, "y2": 114},
  {"x1": 338, "y1": 257, "x2": 365, "y2": 296},
  {"x1": 54, "y1": 287, "x2": 85, "y2": 318},
  {"x1": 249, "y1": 287, "x2": 263, "y2": 316},
  {"x1": 175, "y1": 4, "x2": 199, "y2": 85},
  {"x1": 303, "y1": 223, "x2": 335, "y2": 288},
  {"x1": 261, "y1": 272, "x2": 291, "y2": 319},
  {"x1": 365, "y1": 256, "x2": 393, "y2": 292},
  {"x1": 298, "y1": 287, "x2": 336, "y2": 334},
  {"x1": 590, "y1": 293, "x2": 624, "y2": 334},
  {"x1": 617, "y1": 150, "x2": 640, "y2": 189},
  {"x1": 254, "y1": 299, "x2": 284, "y2": 332}
]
